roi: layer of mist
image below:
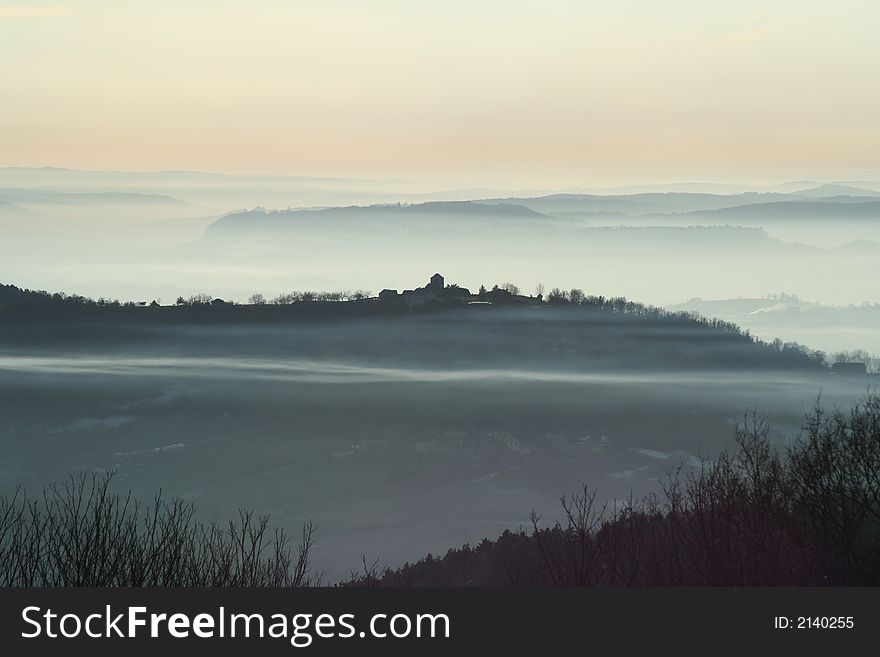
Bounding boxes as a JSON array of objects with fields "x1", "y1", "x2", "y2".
[{"x1": 2, "y1": 167, "x2": 878, "y2": 578}]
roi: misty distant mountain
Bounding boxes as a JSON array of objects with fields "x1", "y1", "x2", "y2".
[
  {"x1": 0, "y1": 167, "x2": 559, "y2": 209},
  {"x1": 204, "y1": 201, "x2": 550, "y2": 236},
  {"x1": 0, "y1": 188, "x2": 187, "y2": 206},
  {"x1": 668, "y1": 297, "x2": 778, "y2": 319},
  {"x1": 483, "y1": 191, "x2": 800, "y2": 216},
  {"x1": 5, "y1": 166, "x2": 880, "y2": 221},
  {"x1": 0, "y1": 187, "x2": 195, "y2": 223},
  {"x1": 795, "y1": 184, "x2": 880, "y2": 198},
  {"x1": 0, "y1": 186, "x2": 204, "y2": 234},
  {"x1": 830, "y1": 239, "x2": 880, "y2": 254},
  {"x1": 482, "y1": 189, "x2": 880, "y2": 218},
  {"x1": 0, "y1": 166, "x2": 369, "y2": 188},
  {"x1": 201, "y1": 207, "x2": 818, "y2": 258},
  {"x1": 4, "y1": 168, "x2": 880, "y2": 317},
  {"x1": 0, "y1": 198, "x2": 39, "y2": 217},
  {"x1": 686, "y1": 200, "x2": 880, "y2": 220},
  {"x1": 668, "y1": 294, "x2": 880, "y2": 354},
  {"x1": 669, "y1": 294, "x2": 880, "y2": 321},
  {"x1": 0, "y1": 199, "x2": 55, "y2": 233}
]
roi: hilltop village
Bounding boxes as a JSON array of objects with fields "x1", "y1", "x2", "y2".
[
  {"x1": 1, "y1": 277, "x2": 876, "y2": 377},
  {"x1": 378, "y1": 273, "x2": 539, "y2": 310}
]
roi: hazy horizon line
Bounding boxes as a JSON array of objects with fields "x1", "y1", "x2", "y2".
[{"x1": 3, "y1": 163, "x2": 880, "y2": 193}]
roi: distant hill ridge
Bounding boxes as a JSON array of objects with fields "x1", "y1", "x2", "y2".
[
  {"x1": 206, "y1": 200, "x2": 549, "y2": 233},
  {"x1": 687, "y1": 199, "x2": 880, "y2": 219},
  {"x1": 208, "y1": 188, "x2": 880, "y2": 230},
  {"x1": 0, "y1": 280, "x2": 831, "y2": 373},
  {"x1": 0, "y1": 188, "x2": 187, "y2": 205}
]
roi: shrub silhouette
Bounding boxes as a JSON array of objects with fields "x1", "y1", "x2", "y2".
[{"x1": 0, "y1": 472, "x2": 318, "y2": 587}]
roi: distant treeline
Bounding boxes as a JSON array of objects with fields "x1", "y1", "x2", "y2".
[
  {"x1": 344, "y1": 395, "x2": 880, "y2": 587},
  {"x1": 0, "y1": 282, "x2": 829, "y2": 370},
  {"x1": 0, "y1": 284, "x2": 373, "y2": 310}
]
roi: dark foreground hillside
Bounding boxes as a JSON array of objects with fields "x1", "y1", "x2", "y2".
[
  {"x1": 343, "y1": 396, "x2": 880, "y2": 587},
  {"x1": 2, "y1": 395, "x2": 878, "y2": 586}
]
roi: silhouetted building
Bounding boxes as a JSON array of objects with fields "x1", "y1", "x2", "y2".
[
  {"x1": 378, "y1": 274, "x2": 462, "y2": 307},
  {"x1": 438, "y1": 284, "x2": 471, "y2": 298},
  {"x1": 832, "y1": 362, "x2": 867, "y2": 377},
  {"x1": 484, "y1": 288, "x2": 512, "y2": 301},
  {"x1": 401, "y1": 288, "x2": 436, "y2": 309}
]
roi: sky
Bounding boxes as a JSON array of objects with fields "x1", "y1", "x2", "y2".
[{"x1": 1, "y1": 0, "x2": 879, "y2": 185}]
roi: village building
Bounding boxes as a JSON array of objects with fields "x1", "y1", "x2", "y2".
[{"x1": 831, "y1": 362, "x2": 868, "y2": 377}]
